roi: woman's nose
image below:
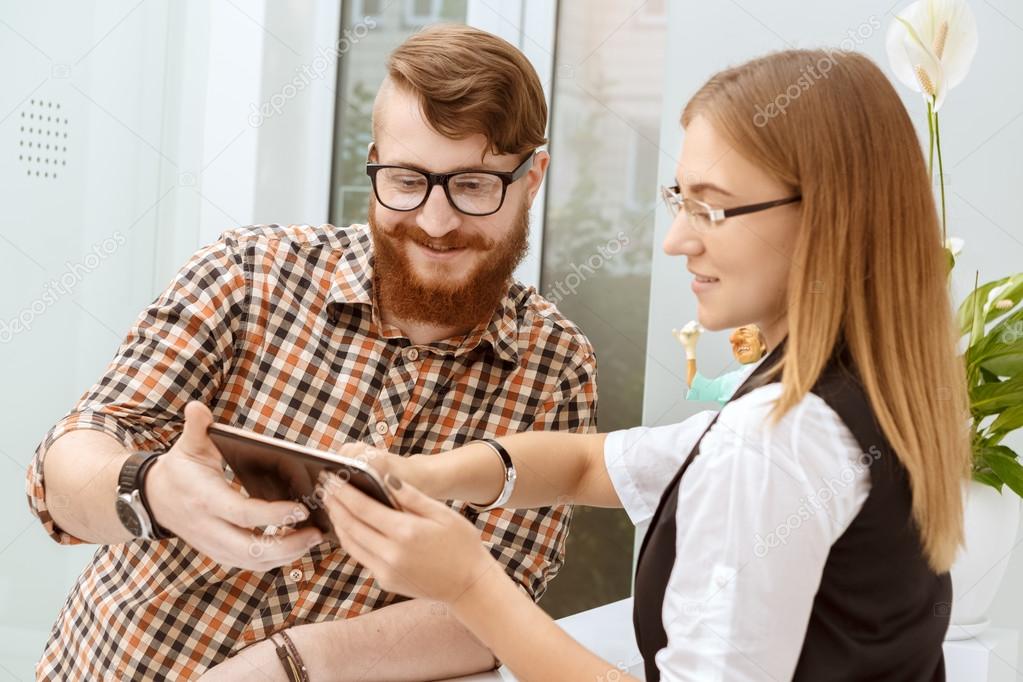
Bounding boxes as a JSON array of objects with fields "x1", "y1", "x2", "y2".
[{"x1": 662, "y1": 210, "x2": 703, "y2": 256}]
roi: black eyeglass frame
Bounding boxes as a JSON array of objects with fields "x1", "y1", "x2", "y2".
[
  {"x1": 661, "y1": 183, "x2": 802, "y2": 224},
  {"x1": 366, "y1": 151, "x2": 536, "y2": 217}
]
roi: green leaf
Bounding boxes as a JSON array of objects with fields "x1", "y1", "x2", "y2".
[
  {"x1": 986, "y1": 274, "x2": 1023, "y2": 323},
  {"x1": 972, "y1": 469, "x2": 1004, "y2": 491},
  {"x1": 967, "y1": 305, "x2": 1023, "y2": 363},
  {"x1": 970, "y1": 273, "x2": 986, "y2": 348},
  {"x1": 970, "y1": 375, "x2": 1023, "y2": 417},
  {"x1": 981, "y1": 351, "x2": 1023, "y2": 378},
  {"x1": 989, "y1": 404, "x2": 1023, "y2": 435},
  {"x1": 980, "y1": 367, "x2": 1001, "y2": 384},
  {"x1": 958, "y1": 275, "x2": 1007, "y2": 336},
  {"x1": 981, "y1": 446, "x2": 1023, "y2": 498}
]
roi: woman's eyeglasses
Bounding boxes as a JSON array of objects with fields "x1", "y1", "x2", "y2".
[{"x1": 660, "y1": 184, "x2": 801, "y2": 231}]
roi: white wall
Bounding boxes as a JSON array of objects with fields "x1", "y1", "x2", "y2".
[
  {"x1": 644, "y1": 0, "x2": 1023, "y2": 675},
  {"x1": 0, "y1": 0, "x2": 172, "y2": 675}
]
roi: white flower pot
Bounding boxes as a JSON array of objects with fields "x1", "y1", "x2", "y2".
[{"x1": 946, "y1": 480, "x2": 1021, "y2": 640}]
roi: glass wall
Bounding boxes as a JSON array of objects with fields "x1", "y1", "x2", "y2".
[
  {"x1": 537, "y1": 0, "x2": 666, "y2": 616},
  {"x1": 327, "y1": 0, "x2": 666, "y2": 618},
  {"x1": 330, "y1": 0, "x2": 469, "y2": 227}
]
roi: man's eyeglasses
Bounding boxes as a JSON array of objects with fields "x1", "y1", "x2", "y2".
[
  {"x1": 660, "y1": 184, "x2": 801, "y2": 232},
  {"x1": 366, "y1": 151, "x2": 536, "y2": 217}
]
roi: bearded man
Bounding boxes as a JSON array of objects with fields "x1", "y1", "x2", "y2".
[{"x1": 27, "y1": 24, "x2": 596, "y2": 681}]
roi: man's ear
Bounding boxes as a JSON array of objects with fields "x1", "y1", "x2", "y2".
[
  {"x1": 525, "y1": 150, "x2": 550, "y2": 205},
  {"x1": 367, "y1": 141, "x2": 377, "y2": 163}
]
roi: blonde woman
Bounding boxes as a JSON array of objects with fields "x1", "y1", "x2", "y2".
[{"x1": 324, "y1": 49, "x2": 969, "y2": 681}]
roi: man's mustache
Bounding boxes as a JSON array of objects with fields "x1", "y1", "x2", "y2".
[{"x1": 383, "y1": 222, "x2": 493, "y2": 251}]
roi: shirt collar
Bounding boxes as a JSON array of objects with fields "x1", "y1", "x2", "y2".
[{"x1": 325, "y1": 225, "x2": 520, "y2": 365}]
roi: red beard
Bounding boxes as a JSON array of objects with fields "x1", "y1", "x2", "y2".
[{"x1": 367, "y1": 198, "x2": 530, "y2": 329}]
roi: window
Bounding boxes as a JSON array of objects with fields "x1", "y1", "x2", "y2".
[
  {"x1": 538, "y1": 0, "x2": 667, "y2": 617},
  {"x1": 329, "y1": 0, "x2": 469, "y2": 227}
]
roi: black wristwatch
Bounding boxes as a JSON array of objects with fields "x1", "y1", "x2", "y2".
[{"x1": 115, "y1": 452, "x2": 175, "y2": 540}]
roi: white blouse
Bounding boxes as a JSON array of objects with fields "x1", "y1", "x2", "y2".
[{"x1": 604, "y1": 355, "x2": 871, "y2": 681}]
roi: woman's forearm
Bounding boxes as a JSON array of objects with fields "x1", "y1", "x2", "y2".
[
  {"x1": 451, "y1": 560, "x2": 640, "y2": 682},
  {"x1": 406, "y1": 431, "x2": 620, "y2": 510}
]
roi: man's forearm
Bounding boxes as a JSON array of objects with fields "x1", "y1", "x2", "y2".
[
  {"x1": 41, "y1": 429, "x2": 135, "y2": 544},
  {"x1": 290, "y1": 597, "x2": 497, "y2": 681}
]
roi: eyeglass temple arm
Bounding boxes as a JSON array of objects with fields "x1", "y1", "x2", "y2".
[{"x1": 722, "y1": 195, "x2": 802, "y2": 218}]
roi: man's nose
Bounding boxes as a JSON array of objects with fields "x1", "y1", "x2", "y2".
[{"x1": 416, "y1": 184, "x2": 461, "y2": 238}]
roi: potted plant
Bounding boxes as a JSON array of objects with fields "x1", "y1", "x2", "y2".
[{"x1": 888, "y1": 0, "x2": 1023, "y2": 639}]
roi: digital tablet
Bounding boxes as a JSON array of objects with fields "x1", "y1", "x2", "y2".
[{"x1": 208, "y1": 422, "x2": 400, "y2": 542}]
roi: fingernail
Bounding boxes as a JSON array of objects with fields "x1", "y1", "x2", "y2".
[
  {"x1": 385, "y1": 473, "x2": 403, "y2": 490},
  {"x1": 309, "y1": 534, "x2": 323, "y2": 547},
  {"x1": 295, "y1": 507, "x2": 309, "y2": 521}
]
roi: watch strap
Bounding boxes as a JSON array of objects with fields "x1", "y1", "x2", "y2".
[
  {"x1": 118, "y1": 452, "x2": 175, "y2": 540},
  {"x1": 137, "y1": 452, "x2": 175, "y2": 540},
  {"x1": 117, "y1": 452, "x2": 150, "y2": 494}
]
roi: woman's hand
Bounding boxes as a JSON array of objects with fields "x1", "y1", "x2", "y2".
[
  {"x1": 322, "y1": 471, "x2": 498, "y2": 604},
  {"x1": 331, "y1": 442, "x2": 434, "y2": 496}
]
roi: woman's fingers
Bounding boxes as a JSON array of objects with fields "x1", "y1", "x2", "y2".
[
  {"x1": 326, "y1": 483, "x2": 392, "y2": 551},
  {"x1": 327, "y1": 478, "x2": 430, "y2": 598},
  {"x1": 326, "y1": 473, "x2": 409, "y2": 534},
  {"x1": 383, "y1": 474, "x2": 457, "y2": 522}
]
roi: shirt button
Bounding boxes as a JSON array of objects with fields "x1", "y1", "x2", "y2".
[
  {"x1": 405, "y1": 347, "x2": 419, "y2": 361},
  {"x1": 288, "y1": 568, "x2": 304, "y2": 582},
  {"x1": 375, "y1": 421, "x2": 389, "y2": 435}
]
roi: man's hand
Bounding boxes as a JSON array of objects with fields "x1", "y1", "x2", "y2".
[
  {"x1": 197, "y1": 636, "x2": 289, "y2": 682},
  {"x1": 146, "y1": 401, "x2": 323, "y2": 571}
]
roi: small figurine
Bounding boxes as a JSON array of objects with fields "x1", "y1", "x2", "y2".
[{"x1": 671, "y1": 322, "x2": 767, "y2": 406}]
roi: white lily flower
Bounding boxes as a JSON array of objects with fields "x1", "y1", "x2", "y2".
[
  {"x1": 886, "y1": 0, "x2": 978, "y2": 111},
  {"x1": 945, "y1": 237, "x2": 964, "y2": 257}
]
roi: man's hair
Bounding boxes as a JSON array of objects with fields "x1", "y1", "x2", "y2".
[{"x1": 374, "y1": 24, "x2": 547, "y2": 156}]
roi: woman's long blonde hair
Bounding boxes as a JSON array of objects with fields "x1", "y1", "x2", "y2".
[{"x1": 682, "y1": 49, "x2": 970, "y2": 572}]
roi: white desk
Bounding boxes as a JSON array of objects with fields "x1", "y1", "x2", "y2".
[{"x1": 447, "y1": 598, "x2": 1019, "y2": 681}]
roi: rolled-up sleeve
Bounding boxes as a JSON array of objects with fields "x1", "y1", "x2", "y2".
[
  {"x1": 603, "y1": 410, "x2": 717, "y2": 525},
  {"x1": 25, "y1": 231, "x2": 250, "y2": 545}
]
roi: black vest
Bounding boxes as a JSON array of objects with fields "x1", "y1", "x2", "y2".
[{"x1": 633, "y1": 337, "x2": 950, "y2": 680}]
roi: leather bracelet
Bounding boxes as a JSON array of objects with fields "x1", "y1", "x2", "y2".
[
  {"x1": 279, "y1": 631, "x2": 310, "y2": 682},
  {"x1": 270, "y1": 634, "x2": 305, "y2": 682}
]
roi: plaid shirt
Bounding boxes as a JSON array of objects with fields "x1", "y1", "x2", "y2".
[{"x1": 26, "y1": 223, "x2": 597, "y2": 680}]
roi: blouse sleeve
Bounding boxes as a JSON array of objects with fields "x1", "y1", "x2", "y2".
[{"x1": 603, "y1": 410, "x2": 718, "y2": 525}]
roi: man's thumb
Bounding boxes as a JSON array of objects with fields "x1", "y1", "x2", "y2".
[{"x1": 179, "y1": 401, "x2": 217, "y2": 458}]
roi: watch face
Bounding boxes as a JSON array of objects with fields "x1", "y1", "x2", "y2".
[{"x1": 116, "y1": 497, "x2": 143, "y2": 537}]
